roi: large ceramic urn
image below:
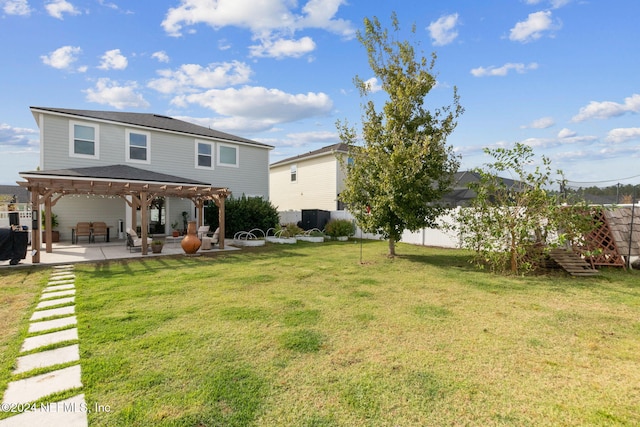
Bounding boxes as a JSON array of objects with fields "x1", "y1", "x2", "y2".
[{"x1": 181, "y1": 221, "x2": 201, "y2": 254}]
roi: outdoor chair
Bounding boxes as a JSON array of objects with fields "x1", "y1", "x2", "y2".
[
  {"x1": 197, "y1": 225, "x2": 210, "y2": 239},
  {"x1": 92, "y1": 221, "x2": 108, "y2": 242},
  {"x1": 126, "y1": 228, "x2": 148, "y2": 252},
  {"x1": 201, "y1": 227, "x2": 219, "y2": 250},
  {"x1": 75, "y1": 222, "x2": 92, "y2": 244}
]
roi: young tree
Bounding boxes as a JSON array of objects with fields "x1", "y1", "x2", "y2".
[
  {"x1": 338, "y1": 13, "x2": 463, "y2": 257},
  {"x1": 455, "y1": 143, "x2": 596, "y2": 274}
]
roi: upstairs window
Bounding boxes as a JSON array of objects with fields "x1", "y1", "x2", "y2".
[
  {"x1": 218, "y1": 143, "x2": 238, "y2": 167},
  {"x1": 126, "y1": 129, "x2": 150, "y2": 163},
  {"x1": 70, "y1": 121, "x2": 99, "y2": 158},
  {"x1": 196, "y1": 141, "x2": 213, "y2": 169},
  {"x1": 290, "y1": 165, "x2": 297, "y2": 182}
]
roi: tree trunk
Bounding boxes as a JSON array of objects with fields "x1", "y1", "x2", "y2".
[{"x1": 388, "y1": 237, "x2": 396, "y2": 257}]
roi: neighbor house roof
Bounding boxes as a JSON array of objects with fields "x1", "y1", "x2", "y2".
[
  {"x1": 30, "y1": 106, "x2": 273, "y2": 149},
  {"x1": 0, "y1": 185, "x2": 30, "y2": 203},
  {"x1": 270, "y1": 143, "x2": 349, "y2": 168}
]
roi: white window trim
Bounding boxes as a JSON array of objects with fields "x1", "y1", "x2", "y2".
[
  {"x1": 195, "y1": 140, "x2": 214, "y2": 170},
  {"x1": 290, "y1": 164, "x2": 298, "y2": 183},
  {"x1": 69, "y1": 120, "x2": 99, "y2": 159},
  {"x1": 126, "y1": 129, "x2": 151, "y2": 164},
  {"x1": 217, "y1": 143, "x2": 239, "y2": 168}
]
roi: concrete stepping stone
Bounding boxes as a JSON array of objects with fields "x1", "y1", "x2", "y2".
[
  {"x1": 14, "y1": 345, "x2": 80, "y2": 375},
  {"x1": 36, "y1": 297, "x2": 75, "y2": 310},
  {"x1": 43, "y1": 284, "x2": 75, "y2": 293},
  {"x1": 0, "y1": 394, "x2": 87, "y2": 427},
  {"x1": 2, "y1": 365, "x2": 82, "y2": 405},
  {"x1": 31, "y1": 306, "x2": 75, "y2": 321},
  {"x1": 21, "y1": 328, "x2": 78, "y2": 353},
  {"x1": 40, "y1": 289, "x2": 76, "y2": 300},
  {"x1": 29, "y1": 316, "x2": 77, "y2": 334}
]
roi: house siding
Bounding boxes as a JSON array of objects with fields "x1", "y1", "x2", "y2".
[
  {"x1": 270, "y1": 155, "x2": 338, "y2": 211},
  {"x1": 33, "y1": 110, "x2": 270, "y2": 239}
]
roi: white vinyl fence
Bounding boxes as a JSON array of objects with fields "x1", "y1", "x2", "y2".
[{"x1": 278, "y1": 208, "x2": 461, "y2": 248}]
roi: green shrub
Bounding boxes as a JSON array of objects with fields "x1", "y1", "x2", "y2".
[
  {"x1": 205, "y1": 195, "x2": 279, "y2": 238},
  {"x1": 325, "y1": 219, "x2": 355, "y2": 238},
  {"x1": 277, "y1": 223, "x2": 304, "y2": 238}
]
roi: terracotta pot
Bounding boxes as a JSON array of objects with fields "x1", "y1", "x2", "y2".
[{"x1": 181, "y1": 221, "x2": 201, "y2": 254}]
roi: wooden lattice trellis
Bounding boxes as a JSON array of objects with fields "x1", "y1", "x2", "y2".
[{"x1": 575, "y1": 208, "x2": 626, "y2": 268}]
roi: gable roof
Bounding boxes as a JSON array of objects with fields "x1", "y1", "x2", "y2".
[
  {"x1": 270, "y1": 143, "x2": 349, "y2": 168},
  {"x1": 30, "y1": 106, "x2": 273, "y2": 149}
]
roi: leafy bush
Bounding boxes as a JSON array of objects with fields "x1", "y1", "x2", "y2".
[
  {"x1": 325, "y1": 219, "x2": 355, "y2": 238},
  {"x1": 205, "y1": 195, "x2": 279, "y2": 238},
  {"x1": 277, "y1": 223, "x2": 304, "y2": 238}
]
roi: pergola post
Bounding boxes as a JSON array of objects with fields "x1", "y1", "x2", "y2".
[
  {"x1": 44, "y1": 196, "x2": 53, "y2": 254},
  {"x1": 139, "y1": 191, "x2": 149, "y2": 255},
  {"x1": 217, "y1": 195, "x2": 226, "y2": 250}
]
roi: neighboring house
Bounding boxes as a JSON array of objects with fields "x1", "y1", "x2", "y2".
[
  {"x1": 269, "y1": 143, "x2": 349, "y2": 211},
  {"x1": 22, "y1": 107, "x2": 273, "y2": 241}
]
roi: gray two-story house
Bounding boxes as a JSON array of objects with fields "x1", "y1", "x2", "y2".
[{"x1": 21, "y1": 107, "x2": 273, "y2": 249}]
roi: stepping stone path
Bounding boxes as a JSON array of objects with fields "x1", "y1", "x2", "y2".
[{"x1": 1, "y1": 265, "x2": 88, "y2": 427}]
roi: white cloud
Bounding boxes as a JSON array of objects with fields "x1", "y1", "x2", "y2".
[
  {"x1": 172, "y1": 86, "x2": 333, "y2": 127},
  {"x1": 524, "y1": 0, "x2": 570, "y2": 7},
  {"x1": 84, "y1": 78, "x2": 150, "y2": 109},
  {"x1": 427, "y1": 13, "x2": 459, "y2": 46},
  {"x1": 40, "y1": 45, "x2": 84, "y2": 71},
  {"x1": 572, "y1": 94, "x2": 640, "y2": 122},
  {"x1": 522, "y1": 116, "x2": 555, "y2": 129},
  {"x1": 557, "y1": 128, "x2": 576, "y2": 138},
  {"x1": 148, "y1": 61, "x2": 252, "y2": 94},
  {"x1": 284, "y1": 130, "x2": 338, "y2": 144},
  {"x1": 98, "y1": 49, "x2": 128, "y2": 70},
  {"x1": 363, "y1": 77, "x2": 382, "y2": 93},
  {"x1": 161, "y1": 0, "x2": 354, "y2": 58},
  {"x1": 605, "y1": 127, "x2": 640, "y2": 143},
  {"x1": 151, "y1": 51, "x2": 170, "y2": 63},
  {"x1": 509, "y1": 11, "x2": 557, "y2": 43},
  {"x1": 471, "y1": 62, "x2": 538, "y2": 77},
  {"x1": 249, "y1": 36, "x2": 316, "y2": 59},
  {"x1": 2, "y1": 0, "x2": 31, "y2": 15},
  {"x1": 45, "y1": 0, "x2": 81, "y2": 19},
  {"x1": 0, "y1": 123, "x2": 38, "y2": 147}
]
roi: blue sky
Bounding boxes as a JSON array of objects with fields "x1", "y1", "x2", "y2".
[{"x1": 1, "y1": 0, "x2": 640, "y2": 190}]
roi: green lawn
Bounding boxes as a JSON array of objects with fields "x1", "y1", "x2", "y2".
[{"x1": 2, "y1": 241, "x2": 640, "y2": 426}]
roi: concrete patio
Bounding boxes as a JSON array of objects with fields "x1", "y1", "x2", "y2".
[{"x1": 0, "y1": 238, "x2": 240, "y2": 268}]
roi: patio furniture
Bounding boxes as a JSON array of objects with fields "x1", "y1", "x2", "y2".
[
  {"x1": 126, "y1": 228, "x2": 149, "y2": 252},
  {"x1": 92, "y1": 221, "x2": 108, "y2": 243},
  {"x1": 197, "y1": 225, "x2": 210, "y2": 239},
  {"x1": 201, "y1": 227, "x2": 219, "y2": 250},
  {"x1": 75, "y1": 222, "x2": 92, "y2": 244}
]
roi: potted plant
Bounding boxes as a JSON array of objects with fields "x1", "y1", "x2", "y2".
[
  {"x1": 151, "y1": 239, "x2": 164, "y2": 254},
  {"x1": 325, "y1": 219, "x2": 355, "y2": 241},
  {"x1": 41, "y1": 210, "x2": 60, "y2": 243},
  {"x1": 171, "y1": 220, "x2": 180, "y2": 237}
]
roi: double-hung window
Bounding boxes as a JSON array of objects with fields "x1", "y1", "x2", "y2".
[
  {"x1": 126, "y1": 129, "x2": 150, "y2": 164},
  {"x1": 69, "y1": 121, "x2": 99, "y2": 158},
  {"x1": 290, "y1": 165, "x2": 297, "y2": 183},
  {"x1": 196, "y1": 141, "x2": 213, "y2": 169},
  {"x1": 217, "y1": 143, "x2": 238, "y2": 167}
]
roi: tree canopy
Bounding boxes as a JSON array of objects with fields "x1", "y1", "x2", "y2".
[{"x1": 337, "y1": 13, "x2": 463, "y2": 257}]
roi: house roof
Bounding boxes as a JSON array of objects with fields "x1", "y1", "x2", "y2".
[
  {"x1": 605, "y1": 207, "x2": 640, "y2": 257},
  {"x1": 270, "y1": 143, "x2": 349, "y2": 167},
  {"x1": 19, "y1": 164, "x2": 210, "y2": 186},
  {"x1": 30, "y1": 106, "x2": 273, "y2": 149},
  {"x1": 0, "y1": 185, "x2": 30, "y2": 203}
]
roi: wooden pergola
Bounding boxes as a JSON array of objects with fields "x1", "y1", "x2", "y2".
[{"x1": 18, "y1": 166, "x2": 230, "y2": 263}]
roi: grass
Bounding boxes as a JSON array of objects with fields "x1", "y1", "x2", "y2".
[{"x1": 2, "y1": 240, "x2": 640, "y2": 426}]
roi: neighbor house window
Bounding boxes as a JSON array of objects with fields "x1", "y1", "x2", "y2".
[
  {"x1": 217, "y1": 143, "x2": 238, "y2": 167},
  {"x1": 290, "y1": 165, "x2": 297, "y2": 182},
  {"x1": 126, "y1": 129, "x2": 150, "y2": 163},
  {"x1": 69, "y1": 121, "x2": 99, "y2": 158},
  {"x1": 196, "y1": 141, "x2": 213, "y2": 169}
]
